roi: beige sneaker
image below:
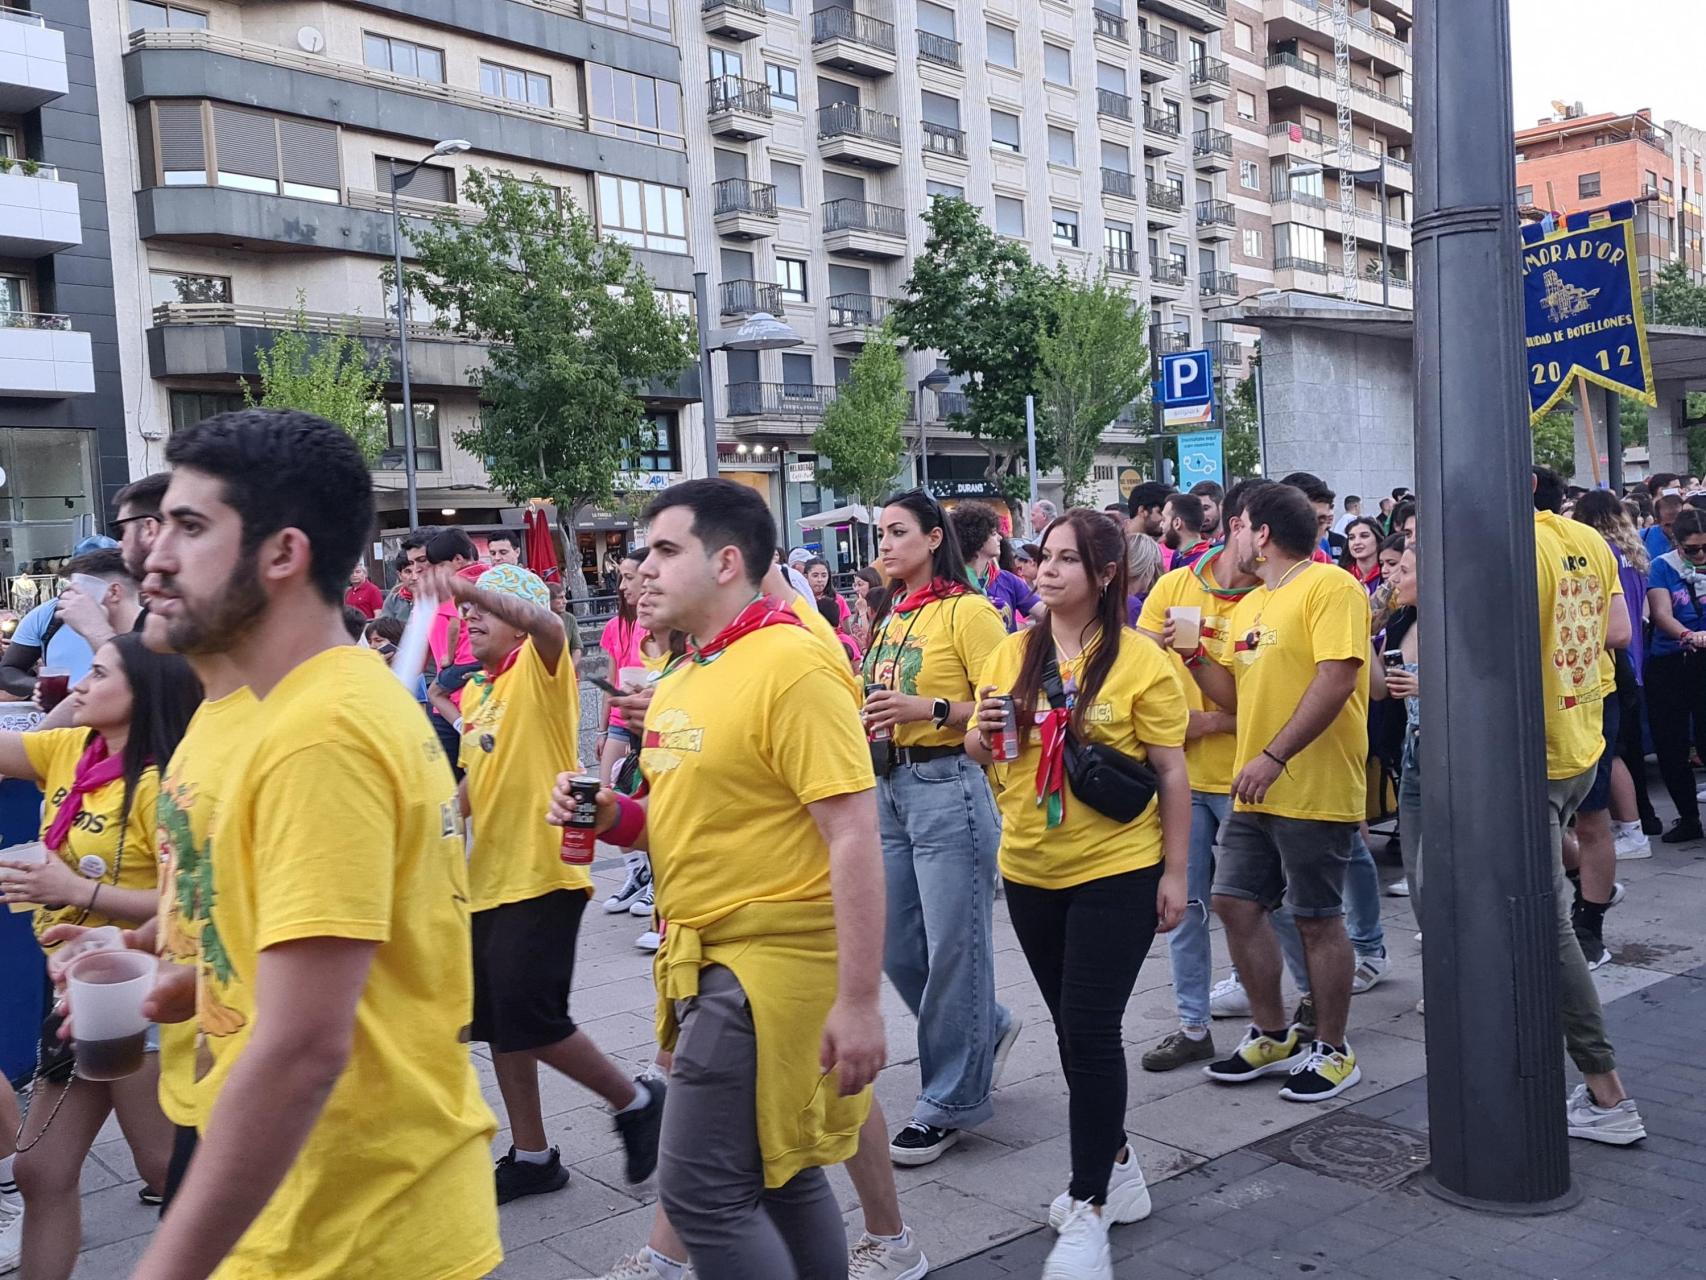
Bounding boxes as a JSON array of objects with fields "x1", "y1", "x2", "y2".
[
  {"x1": 575, "y1": 1249, "x2": 694, "y2": 1280},
  {"x1": 847, "y1": 1230, "x2": 929, "y2": 1280}
]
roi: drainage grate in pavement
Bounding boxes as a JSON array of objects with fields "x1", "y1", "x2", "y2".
[{"x1": 1251, "y1": 1110, "x2": 1430, "y2": 1191}]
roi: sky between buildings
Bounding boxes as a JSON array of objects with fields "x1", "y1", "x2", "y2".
[{"x1": 1509, "y1": 0, "x2": 1704, "y2": 131}]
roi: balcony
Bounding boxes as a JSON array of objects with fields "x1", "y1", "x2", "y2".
[
  {"x1": 1138, "y1": 30, "x2": 1178, "y2": 82},
  {"x1": 1200, "y1": 270, "x2": 1239, "y2": 299},
  {"x1": 1143, "y1": 107, "x2": 1182, "y2": 154},
  {"x1": 1196, "y1": 198, "x2": 1235, "y2": 239},
  {"x1": 1151, "y1": 260, "x2": 1187, "y2": 292},
  {"x1": 1105, "y1": 246, "x2": 1141, "y2": 277},
  {"x1": 1207, "y1": 338, "x2": 1241, "y2": 368},
  {"x1": 1274, "y1": 255, "x2": 1329, "y2": 280},
  {"x1": 1098, "y1": 168, "x2": 1136, "y2": 201},
  {"x1": 823, "y1": 197, "x2": 907, "y2": 259},
  {"x1": 0, "y1": 165, "x2": 82, "y2": 256},
  {"x1": 811, "y1": 6, "x2": 897, "y2": 77},
  {"x1": 1156, "y1": 327, "x2": 1193, "y2": 353},
  {"x1": 707, "y1": 75, "x2": 773, "y2": 140},
  {"x1": 701, "y1": 0, "x2": 767, "y2": 41},
  {"x1": 1146, "y1": 181, "x2": 1185, "y2": 224},
  {"x1": 726, "y1": 381, "x2": 835, "y2": 424},
  {"x1": 828, "y1": 292, "x2": 898, "y2": 345},
  {"x1": 1092, "y1": 7, "x2": 1128, "y2": 44},
  {"x1": 916, "y1": 30, "x2": 961, "y2": 69},
  {"x1": 0, "y1": 311, "x2": 93, "y2": 398},
  {"x1": 711, "y1": 178, "x2": 778, "y2": 240},
  {"x1": 1190, "y1": 56, "x2": 1231, "y2": 100},
  {"x1": 1192, "y1": 128, "x2": 1233, "y2": 171},
  {"x1": 1264, "y1": 0, "x2": 1410, "y2": 74},
  {"x1": 922, "y1": 120, "x2": 966, "y2": 159},
  {"x1": 0, "y1": 5, "x2": 67, "y2": 111},
  {"x1": 818, "y1": 102, "x2": 903, "y2": 168},
  {"x1": 1142, "y1": 0, "x2": 1228, "y2": 30},
  {"x1": 1266, "y1": 52, "x2": 1411, "y2": 140},
  {"x1": 1267, "y1": 120, "x2": 1415, "y2": 193},
  {"x1": 1097, "y1": 88, "x2": 1132, "y2": 122},
  {"x1": 932, "y1": 390, "x2": 967, "y2": 420},
  {"x1": 718, "y1": 278, "x2": 783, "y2": 318}
]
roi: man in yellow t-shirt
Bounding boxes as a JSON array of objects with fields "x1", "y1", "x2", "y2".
[
  {"x1": 1179, "y1": 483, "x2": 1369, "y2": 1105},
  {"x1": 553, "y1": 478, "x2": 886, "y2": 1279},
  {"x1": 431, "y1": 560, "x2": 664, "y2": 1204},
  {"x1": 130, "y1": 407, "x2": 500, "y2": 1280}
]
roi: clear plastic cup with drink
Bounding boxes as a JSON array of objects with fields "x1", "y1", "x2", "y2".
[
  {"x1": 36, "y1": 667, "x2": 71, "y2": 710},
  {"x1": 2, "y1": 840, "x2": 49, "y2": 914},
  {"x1": 617, "y1": 666, "x2": 648, "y2": 692},
  {"x1": 1167, "y1": 606, "x2": 1202, "y2": 652},
  {"x1": 66, "y1": 949, "x2": 156, "y2": 1081}
]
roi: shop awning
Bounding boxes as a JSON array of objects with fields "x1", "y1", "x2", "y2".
[{"x1": 797, "y1": 503, "x2": 873, "y2": 529}]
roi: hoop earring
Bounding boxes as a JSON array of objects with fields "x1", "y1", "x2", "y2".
[{"x1": 1255, "y1": 554, "x2": 1267, "y2": 564}]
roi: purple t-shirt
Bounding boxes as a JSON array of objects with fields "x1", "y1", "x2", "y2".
[
  {"x1": 985, "y1": 568, "x2": 1040, "y2": 632},
  {"x1": 1608, "y1": 541, "x2": 1646, "y2": 683}
]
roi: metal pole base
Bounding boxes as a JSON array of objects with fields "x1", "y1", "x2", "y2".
[{"x1": 1419, "y1": 1170, "x2": 1583, "y2": 1217}]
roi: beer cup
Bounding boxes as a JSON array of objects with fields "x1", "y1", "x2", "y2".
[
  {"x1": 67, "y1": 949, "x2": 156, "y2": 1081},
  {"x1": 1168, "y1": 606, "x2": 1203, "y2": 652}
]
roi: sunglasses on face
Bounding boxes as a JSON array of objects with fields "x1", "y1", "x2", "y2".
[{"x1": 1682, "y1": 542, "x2": 1706, "y2": 557}]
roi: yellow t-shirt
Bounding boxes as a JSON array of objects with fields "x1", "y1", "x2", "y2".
[
  {"x1": 861, "y1": 590, "x2": 1008, "y2": 747},
  {"x1": 642, "y1": 621, "x2": 874, "y2": 1188},
  {"x1": 1136, "y1": 561, "x2": 1244, "y2": 795},
  {"x1": 1534, "y1": 510, "x2": 1622, "y2": 780},
  {"x1": 980, "y1": 628, "x2": 1188, "y2": 889},
  {"x1": 1217, "y1": 563, "x2": 1371, "y2": 823},
  {"x1": 791, "y1": 592, "x2": 863, "y2": 706},
  {"x1": 189, "y1": 646, "x2": 500, "y2": 1280},
  {"x1": 459, "y1": 636, "x2": 588, "y2": 911},
  {"x1": 155, "y1": 687, "x2": 260, "y2": 1130},
  {"x1": 19, "y1": 728, "x2": 159, "y2": 948}
]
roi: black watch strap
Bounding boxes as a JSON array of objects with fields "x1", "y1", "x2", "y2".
[{"x1": 932, "y1": 697, "x2": 951, "y2": 728}]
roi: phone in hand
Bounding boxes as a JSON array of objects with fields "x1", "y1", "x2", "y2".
[
  {"x1": 588, "y1": 675, "x2": 624, "y2": 697},
  {"x1": 1382, "y1": 650, "x2": 1404, "y2": 669}
]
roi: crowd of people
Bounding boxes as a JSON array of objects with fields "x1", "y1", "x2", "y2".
[{"x1": 0, "y1": 407, "x2": 1667, "y2": 1280}]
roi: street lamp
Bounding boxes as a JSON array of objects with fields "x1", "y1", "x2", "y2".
[
  {"x1": 917, "y1": 368, "x2": 952, "y2": 489},
  {"x1": 692, "y1": 272, "x2": 804, "y2": 478},
  {"x1": 389, "y1": 137, "x2": 471, "y2": 530},
  {"x1": 1289, "y1": 158, "x2": 1393, "y2": 306}
]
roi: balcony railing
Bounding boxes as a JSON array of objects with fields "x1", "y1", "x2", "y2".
[
  {"x1": 819, "y1": 101, "x2": 902, "y2": 145},
  {"x1": 727, "y1": 381, "x2": 835, "y2": 416},
  {"x1": 1139, "y1": 30, "x2": 1178, "y2": 61},
  {"x1": 1200, "y1": 270, "x2": 1239, "y2": 297},
  {"x1": 922, "y1": 120, "x2": 966, "y2": 156},
  {"x1": 812, "y1": 5, "x2": 896, "y2": 54},
  {"x1": 1196, "y1": 198, "x2": 1235, "y2": 227},
  {"x1": 718, "y1": 278, "x2": 783, "y2": 316},
  {"x1": 1105, "y1": 247, "x2": 1140, "y2": 275},
  {"x1": 713, "y1": 177, "x2": 778, "y2": 217},
  {"x1": 701, "y1": 0, "x2": 764, "y2": 14},
  {"x1": 1144, "y1": 107, "x2": 1182, "y2": 138},
  {"x1": 1208, "y1": 338, "x2": 1241, "y2": 366},
  {"x1": 347, "y1": 187, "x2": 483, "y2": 223},
  {"x1": 1096, "y1": 88, "x2": 1132, "y2": 120},
  {"x1": 1191, "y1": 56, "x2": 1230, "y2": 89},
  {"x1": 823, "y1": 197, "x2": 905, "y2": 236},
  {"x1": 149, "y1": 302, "x2": 484, "y2": 344},
  {"x1": 1100, "y1": 168, "x2": 1136, "y2": 199},
  {"x1": 1157, "y1": 328, "x2": 1192, "y2": 353},
  {"x1": 1275, "y1": 188, "x2": 1328, "y2": 210},
  {"x1": 708, "y1": 74, "x2": 773, "y2": 117},
  {"x1": 1093, "y1": 8, "x2": 1128, "y2": 41},
  {"x1": 1147, "y1": 181, "x2": 1185, "y2": 212},
  {"x1": 1152, "y1": 260, "x2": 1187, "y2": 286},
  {"x1": 916, "y1": 29, "x2": 961, "y2": 68},
  {"x1": 1193, "y1": 128, "x2": 1232, "y2": 159},
  {"x1": 0, "y1": 160, "x2": 60, "y2": 181},
  {"x1": 0, "y1": 5, "x2": 46, "y2": 25},
  {"x1": 933, "y1": 390, "x2": 967, "y2": 419},
  {"x1": 1268, "y1": 121, "x2": 1413, "y2": 174},
  {"x1": 0, "y1": 310, "x2": 72, "y2": 331},
  {"x1": 828, "y1": 292, "x2": 898, "y2": 327},
  {"x1": 1274, "y1": 255, "x2": 1328, "y2": 273}
]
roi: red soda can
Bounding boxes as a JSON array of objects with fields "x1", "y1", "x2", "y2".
[
  {"x1": 865, "y1": 683, "x2": 891, "y2": 742},
  {"x1": 989, "y1": 695, "x2": 1021, "y2": 762},
  {"x1": 559, "y1": 774, "x2": 601, "y2": 865}
]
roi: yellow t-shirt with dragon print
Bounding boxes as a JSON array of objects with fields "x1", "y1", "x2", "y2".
[{"x1": 860, "y1": 589, "x2": 1007, "y2": 748}]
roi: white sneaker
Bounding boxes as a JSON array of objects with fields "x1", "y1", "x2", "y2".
[
  {"x1": 1208, "y1": 975, "x2": 1251, "y2": 1018},
  {"x1": 603, "y1": 861, "x2": 649, "y2": 913},
  {"x1": 573, "y1": 1249, "x2": 696, "y2": 1280},
  {"x1": 1609, "y1": 881, "x2": 1627, "y2": 907},
  {"x1": 1384, "y1": 877, "x2": 1411, "y2": 897},
  {"x1": 1614, "y1": 830, "x2": 1652, "y2": 860},
  {"x1": 0, "y1": 1203, "x2": 20, "y2": 1277},
  {"x1": 846, "y1": 1230, "x2": 929, "y2": 1280},
  {"x1": 1351, "y1": 952, "x2": 1390, "y2": 995},
  {"x1": 634, "y1": 929, "x2": 660, "y2": 952},
  {"x1": 1414, "y1": 997, "x2": 1425, "y2": 1016},
  {"x1": 629, "y1": 880, "x2": 656, "y2": 918},
  {"x1": 1042, "y1": 1201, "x2": 1112, "y2": 1280},
  {"x1": 1566, "y1": 1083, "x2": 1646, "y2": 1146},
  {"x1": 991, "y1": 1010, "x2": 1023, "y2": 1087},
  {"x1": 1049, "y1": 1146, "x2": 1150, "y2": 1230}
]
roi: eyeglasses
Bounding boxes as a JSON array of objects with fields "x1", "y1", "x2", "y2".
[
  {"x1": 1682, "y1": 542, "x2": 1706, "y2": 557},
  {"x1": 110, "y1": 514, "x2": 160, "y2": 534}
]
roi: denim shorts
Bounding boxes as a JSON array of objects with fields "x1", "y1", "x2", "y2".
[
  {"x1": 1578, "y1": 692, "x2": 1620, "y2": 815},
  {"x1": 1211, "y1": 810, "x2": 1355, "y2": 919},
  {"x1": 608, "y1": 722, "x2": 637, "y2": 748}
]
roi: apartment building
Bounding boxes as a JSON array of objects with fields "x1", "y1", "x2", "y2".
[{"x1": 1666, "y1": 118, "x2": 1704, "y2": 285}]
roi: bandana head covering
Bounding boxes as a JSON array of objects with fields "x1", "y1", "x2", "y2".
[{"x1": 475, "y1": 564, "x2": 550, "y2": 611}]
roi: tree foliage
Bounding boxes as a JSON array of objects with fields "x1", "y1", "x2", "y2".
[
  {"x1": 243, "y1": 295, "x2": 390, "y2": 462},
  {"x1": 813, "y1": 323, "x2": 909, "y2": 509},
  {"x1": 1652, "y1": 259, "x2": 1706, "y2": 328},
  {"x1": 1036, "y1": 271, "x2": 1150, "y2": 507},
  {"x1": 1223, "y1": 367, "x2": 1261, "y2": 480},
  {"x1": 1531, "y1": 406, "x2": 1576, "y2": 474},
  {"x1": 406, "y1": 170, "x2": 695, "y2": 514}
]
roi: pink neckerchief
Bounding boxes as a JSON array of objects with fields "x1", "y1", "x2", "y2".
[{"x1": 44, "y1": 736, "x2": 126, "y2": 851}]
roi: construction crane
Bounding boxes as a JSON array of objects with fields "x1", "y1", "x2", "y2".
[{"x1": 1333, "y1": 0, "x2": 1357, "y2": 301}]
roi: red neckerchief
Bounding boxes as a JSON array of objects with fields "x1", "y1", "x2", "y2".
[
  {"x1": 45, "y1": 736, "x2": 129, "y2": 852},
  {"x1": 1353, "y1": 560, "x2": 1381, "y2": 586},
  {"x1": 469, "y1": 642, "x2": 523, "y2": 689},
  {"x1": 398, "y1": 587, "x2": 414, "y2": 602},
  {"x1": 688, "y1": 595, "x2": 804, "y2": 664},
  {"x1": 1035, "y1": 704, "x2": 1071, "y2": 828},
  {"x1": 894, "y1": 579, "x2": 969, "y2": 615}
]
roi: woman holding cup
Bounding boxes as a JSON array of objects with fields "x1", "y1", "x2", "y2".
[{"x1": 0, "y1": 632, "x2": 200, "y2": 1278}]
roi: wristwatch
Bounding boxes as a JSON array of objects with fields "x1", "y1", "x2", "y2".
[{"x1": 931, "y1": 697, "x2": 952, "y2": 729}]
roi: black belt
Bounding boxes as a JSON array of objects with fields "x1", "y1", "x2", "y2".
[{"x1": 890, "y1": 743, "x2": 964, "y2": 765}]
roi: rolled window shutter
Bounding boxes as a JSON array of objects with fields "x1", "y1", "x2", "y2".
[
  {"x1": 211, "y1": 105, "x2": 278, "y2": 179},
  {"x1": 279, "y1": 119, "x2": 340, "y2": 191},
  {"x1": 155, "y1": 101, "x2": 206, "y2": 174}
]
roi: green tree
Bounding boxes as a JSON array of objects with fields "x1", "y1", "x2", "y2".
[
  {"x1": 243, "y1": 295, "x2": 390, "y2": 462},
  {"x1": 1652, "y1": 258, "x2": 1706, "y2": 328},
  {"x1": 1531, "y1": 406, "x2": 1576, "y2": 474},
  {"x1": 893, "y1": 197, "x2": 1061, "y2": 488},
  {"x1": 1036, "y1": 271, "x2": 1151, "y2": 507},
  {"x1": 813, "y1": 325, "x2": 909, "y2": 559},
  {"x1": 406, "y1": 170, "x2": 694, "y2": 519},
  {"x1": 1620, "y1": 395, "x2": 1648, "y2": 449},
  {"x1": 1223, "y1": 368, "x2": 1261, "y2": 480}
]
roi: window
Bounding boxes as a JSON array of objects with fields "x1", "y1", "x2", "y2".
[
  {"x1": 1047, "y1": 126, "x2": 1076, "y2": 167},
  {"x1": 1052, "y1": 207, "x2": 1079, "y2": 248},
  {"x1": 595, "y1": 175, "x2": 689, "y2": 253},
  {"x1": 149, "y1": 271, "x2": 230, "y2": 309},
  {"x1": 384, "y1": 402, "x2": 442, "y2": 471},
  {"x1": 1235, "y1": 90, "x2": 1257, "y2": 122},
  {"x1": 765, "y1": 0, "x2": 791, "y2": 11},
  {"x1": 1242, "y1": 228, "x2": 1263, "y2": 259},
  {"x1": 481, "y1": 60, "x2": 552, "y2": 108},
  {"x1": 781, "y1": 352, "x2": 815, "y2": 389},
  {"x1": 986, "y1": 23, "x2": 1017, "y2": 68},
  {"x1": 766, "y1": 63, "x2": 799, "y2": 110},
  {"x1": 1578, "y1": 172, "x2": 1601, "y2": 199},
  {"x1": 772, "y1": 160, "x2": 804, "y2": 208},
  {"x1": 583, "y1": 0, "x2": 670, "y2": 38},
  {"x1": 0, "y1": 274, "x2": 25, "y2": 316},
  {"x1": 1101, "y1": 140, "x2": 1129, "y2": 173},
  {"x1": 1105, "y1": 222, "x2": 1134, "y2": 255},
  {"x1": 1644, "y1": 169, "x2": 1659, "y2": 193},
  {"x1": 1044, "y1": 44, "x2": 1072, "y2": 86},
  {"x1": 586, "y1": 65, "x2": 684, "y2": 148},
  {"x1": 1233, "y1": 20, "x2": 1253, "y2": 51},
  {"x1": 128, "y1": 1, "x2": 206, "y2": 30},
  {"x1": 1275, "y1": 222, "x2": 1325, "y2": 263},
  {"x1": 1097, "y1": 62, "x2": 1126, "y2": 94},
  {"x1": 775, "y1": 256, "x2": 808, "y2": 301},
  {"x1": 362, "y1": 33, "x2": 445, "y2": 82},
  {"x1": 1516, "y1": 185, "x2": 1533, "y2": 205},
  {"x1": 169, "y1": 391, "x2": 242, "y2": 435},
  {"x1": 917, "y1": 1, "x2": 956, "y2": 38},
  {"x1": 994, "y1": 195, "x2": 1024, "y2": 236},
  {"x1": 377, "y1": 156, "x2": 455, "y2": 203},
  {"x1": 709, "y1": 48, "x2": 744, "y2": 81},
  {"x1": 991, "y1": 109, "x2": 1021, "y2": 153},
  {"x1": 1240, "y1": 160, "x2": 1260, "y2": 190},
  {"x1": 926, "y1": 180, "x2": 964, "y2": 200},
  {"x1": 145, "y1": 102, "x2": 340, "y2": 203},
  {"x1": 625, "y1": 412, "x2": 681, "y2": 473}
]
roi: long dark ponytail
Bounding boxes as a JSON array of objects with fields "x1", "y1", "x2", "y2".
[
  {"x1": 99, "y1": 632, "x2": 203, "y2": 826},
  {"x1": 868, "y1": 489, "x2": 975, "y2": 635}
]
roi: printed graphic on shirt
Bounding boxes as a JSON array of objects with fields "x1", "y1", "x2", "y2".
[
  {"x1": 1546, "y1": 570, "x2": 1607, "y2": 708},
  {"x1": 641, "y1": 707, "x2": 705, "y2": 773},
  {"x1": 159, "y1": 782, "x2": 246, "y2": 1044},
  {"x1": 865, "y1": 632, "x2": 926, "y2": 694}
]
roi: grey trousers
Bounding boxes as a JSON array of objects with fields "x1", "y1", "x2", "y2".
[
  {"x1": 658, "y1": 964, "x2": 848, "y2": 1280},
  {"x1": 1398, "y1": 746, "x2": 1423, "y2": 933},
  {"x1": 1545, "y1": 771, "x2": 1618, "y2": 1075}
]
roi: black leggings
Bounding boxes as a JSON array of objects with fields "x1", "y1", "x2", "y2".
[
  {"x1": 1004, "y1": 864, "x2": 1160, "y2": 1205},
  {"x1": 1644, "y1": 650, "x2": 1706, "y2": 824}
]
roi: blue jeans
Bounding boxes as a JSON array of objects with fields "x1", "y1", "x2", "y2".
[
  {"x1": 1170, "y1": 790, "x2": 1230, "y2": 1027},
  {"x1": 879, "y1": 752, "x2": 1007, "y2": 1130},
  {"x1": 1273, "y1": 829, "x2": 1386, "y2": 994}
]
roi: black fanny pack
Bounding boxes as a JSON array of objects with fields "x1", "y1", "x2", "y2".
[{"x1": 1043, "y1": 656, "x2": 1158, "y2": 824}]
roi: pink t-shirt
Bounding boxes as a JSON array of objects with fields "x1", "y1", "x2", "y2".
[
  {"x1": 429, "y1": 562, "x2": 487, "y2": 710},
  {"x1": 599, "y1": 615, "x2": 645, "y2": 728}
]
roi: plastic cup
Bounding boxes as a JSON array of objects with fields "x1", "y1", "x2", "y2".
[
  {"x1": 617, "y1": 666, "x2": 647, "y2": 691},
  {"x1": 68, "y1": 573, "x2": 107, "y2": 601},
  {"x1": 36, "y1": 668, "x2": 70, "y2": 710},
  {"x1": 47, "y1": 925, "x2": 126, "y2": 987},
  {"x1": 67, "y1": 949, "x2": 156, "y2": 1080},
  {"x1": 0, "y1": 840, "x2": 48, "y2": 866},
  {"x1": 1168, "y1": 606, "x2": 1203, "y2": 652}
]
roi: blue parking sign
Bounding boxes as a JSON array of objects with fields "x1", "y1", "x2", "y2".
[
  {"x1": 1177, "y1": 431, "x2": 1225, "y2": 488},
  {"x1": 1160, "y1": 350, "x2": 1215, "y2": 427}
]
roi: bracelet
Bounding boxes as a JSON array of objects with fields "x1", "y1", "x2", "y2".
[
  {"x1": 1183, "y1": 644, "x2": 1209, "y2": 669},
  {"x1": 88, "y1": 881, "x2": 101, "y2": 911},
  {"x1": 1262, "y1": 748, "x2": 1287, "y2": 768},
  {"x1": 607, "y1": 793, "x2": 646, "y2": 849}
]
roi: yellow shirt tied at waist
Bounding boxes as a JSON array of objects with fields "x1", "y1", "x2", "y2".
[
  {"x1": 980, "y1": 629, "x2": 1188, "y2": 889},
  {"x1": 155, "y1": 686, "x2": 260, "y2": 1130},
  {"x1": 460, "y1": 634, "x2": 587, "y2": 911},
  {"x1": 1137, "y1": 560, "x2": 1244, "y2": 795},
  {"x1": 18, "y1": 728, "x2": 160, "y2": 947},
  {"x1": 642, "y1": 622, "x2": 875, "y2": 1189},
  {"x1": 1533, "y1": 510, "x2": 1622, "y2": 780},
  {"x1": 1217, "y1": 563, "x2": 1370, "y2": 824},
  {"x1": 862, "y1": 587, "x2": 1007, "y2": 748},
  {"x1": 188, "y1": 646, "x2": 499, "y2": 1280}
]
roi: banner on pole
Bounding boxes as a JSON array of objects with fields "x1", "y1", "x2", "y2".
[{"x1": 1521, "y1": 203, "x2": 1656, "y2": 423}]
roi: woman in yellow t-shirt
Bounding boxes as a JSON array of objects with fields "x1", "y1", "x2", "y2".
[
  {"x1": 0, "y1": 633, "x2": 201, "y2": 1279},
  {"x1": 861, "y1": 488, "x2": 1014, "y2": 1167},
  {"x1": 966, "y1": 508, "x2": 1191, "y2": 1271}
]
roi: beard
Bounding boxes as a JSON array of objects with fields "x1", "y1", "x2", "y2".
[
  {"x1": 161, "y1": 557, "x2": 268, "y2": 656},
  {"x1": 1163, "y1": 527, "x2": 1181, "y2": 550}
]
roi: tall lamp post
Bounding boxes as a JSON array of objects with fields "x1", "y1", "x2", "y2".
[
  {"x1": 389, "y1": 138, "x2": 470, "y2": 530},
  {"x1": 1289, "y1": 159, "x2": 1392, "y2": 305},
  {"x1": 692, "y1": 270, "x2": 802, "y2": 478},
  {"x1": 917, "y1": 368, "x2": 951, "y2": 490}
]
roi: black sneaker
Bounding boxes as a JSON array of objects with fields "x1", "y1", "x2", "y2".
[
  {"x1": 889, "y1": 1121, "x2": 960, "y2": 1167},
  {"x1": 1291, "y1": 995, "x2": 1317, "y2": 1043},
  {"x1": 1640, "y1": 813, "x2": 1663, "y2": 837},
  {"x1": 614, "y1": 1076, "x2": 666, "y2": 1183},
  {"x1": 1572, "y1": 919, "x2": 1611, "y2": 970},
  {"x1": 137, "y1": 1186, "x2": 164, "y2": 1207},
  {"x1": 1662, "y1": 819, "x2": 1703, "y2": 844},
  {"x1": 494, "y1": 1146, "x2": 569, "y2": 1204}
]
